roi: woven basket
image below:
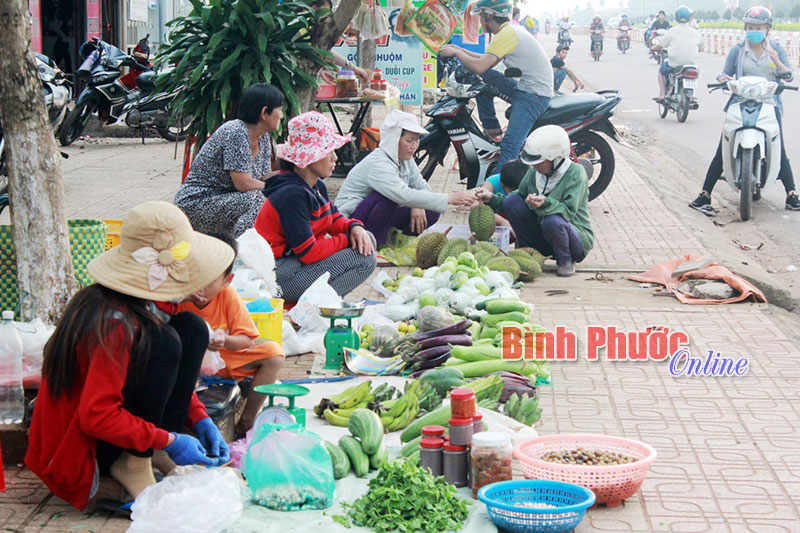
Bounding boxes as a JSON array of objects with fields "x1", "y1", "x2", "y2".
[{"x1": 0, "y1": 219, "x2": 107, "y2": 314}]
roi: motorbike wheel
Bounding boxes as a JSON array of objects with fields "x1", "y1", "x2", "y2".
[
  {"x1": 676, "y1": 93, "x2": 690, "y2": 123},
  {"x1": 739, "y1": 148, "x2": 754, "y2": 221},
  {"x1": 658, "y1": 101, "x2": 668, "y2": 119},
  {"x1": 59, "y1": 102, "x2": 95, "y2": 146},
  {"x1": 572, "y1": 130, "x2": 614, "y2": 201},
  {"x1": 157, "y1": 123, "x2": 189, "y2": 143},
  {"x1": 415, "y1": 134, "x2": 449, "y2": 182}
]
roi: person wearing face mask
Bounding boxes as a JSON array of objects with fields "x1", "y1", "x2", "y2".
[
  {"x1": 474, "y1": 125, "x2": 593, "y2": 277},
  {"x1": 690, "y1": 6, "x2": 800, "y2": 213},
  {"x1": 334, "y1": 110, "x2": 476, "y2": 244}
]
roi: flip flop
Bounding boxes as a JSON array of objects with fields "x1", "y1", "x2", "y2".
[
  {"x1": 94, "y1": 499, "x2": 134, "y2": 518},
  {"x1": 653, "y1": 97, "x2": 665, "y2": 103}
]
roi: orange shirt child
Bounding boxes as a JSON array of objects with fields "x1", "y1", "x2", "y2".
[{"x1": 178, "y1": 286, "x2": 283, "y2": 380}]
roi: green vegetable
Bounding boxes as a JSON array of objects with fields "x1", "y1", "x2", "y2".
[
  {"x1": 348, "y1": 408, "x2": 383, "y2": 455},
  {"x1": 449, "y1": 271, "x2": 469, "y2": 290},
  {"x1": 401, "y1": 403, "x2": 451, "y2": 443},
  {"x1": 457, "y1": 251, "x2": 478, "y2": 269},
  {"x1": 332, "y1": 514, "x2": 351, "y2": 528},
  {"x1": 339, "y1": 435, "x2": 370, "y2": 477},
  {"x1": 323, "y1": 440, "x2": 351, "y2": 480},
  {"x1": 479, "y1": 327, "x2": 500, "y2": 340},
  {"x1": 483, "y1": 298, "x2": 529, "y2": 314},
  {"x1": 418, "y1": 294, "x2": 437, "y2": 308},
  {"x1": 474, "y1": 281, "x2": 491, "y2": 296},
  {"x1": 369, "y1": 441, "x2": 389, "y2": 470},
  {"x1": 481, "y1": 311, "x2": 527, "y2": 327},
  {"x1": 418, "y1": 367, "x2": 465, "y2": 397},
  {"x1": 452, "y1": 359, "x2": 543, "y2": 378},
  {"x1": 342, "y1": 460, "x2": 469, "y2": 533},
  {"x1": 449, "y1": 344, "x2": 503, "y2": 362}
]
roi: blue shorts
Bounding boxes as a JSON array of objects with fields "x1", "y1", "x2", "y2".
[{"x1": 659, "y1": 62, "x2": 676, "y2": 76}]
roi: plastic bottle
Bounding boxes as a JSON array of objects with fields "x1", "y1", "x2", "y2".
[
  {"x1": 0, "y1": 310, "x2": 24, "y2": 424},
  {"x1": 471, "y1": 432, "x2": 512, "y2": 498}
]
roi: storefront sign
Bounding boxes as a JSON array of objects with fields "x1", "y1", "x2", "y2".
[{"x1": 130, "y1": 0, "x2": 149, "y2": 22}]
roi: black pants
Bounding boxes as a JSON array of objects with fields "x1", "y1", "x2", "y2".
[
  {"x1": 703, "y1": 112, "x2": 795, "y2": 194},
  {"x1": 96, "y1": 312, "x2": 208, "y2": 475}
]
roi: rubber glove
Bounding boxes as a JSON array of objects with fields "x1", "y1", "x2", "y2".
[
  {"x1": 163, "y1": 433, "x2": 215, "y2": 466},
  {"x1": 193, "y1": 417, "x2": 231, "y2": 465}
]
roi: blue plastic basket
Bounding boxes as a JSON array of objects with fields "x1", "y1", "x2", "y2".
[{"x1": 477, "y1": 480, "x2": 596, "y2": 533}]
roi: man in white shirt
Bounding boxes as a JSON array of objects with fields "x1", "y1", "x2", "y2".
[{"x1": 652, "y1": 6, "x2": 704, "y2": 101}]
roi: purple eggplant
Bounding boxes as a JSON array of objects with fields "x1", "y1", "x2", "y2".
[
  {"x1": 414, "y1": 320, "x2": 472, "y2": 342},
  {"x1": 413, "y1": 351, "x2": 452, "y2": 371},
  {"x1": 416, "y1": 334, "x2": 473, "y2": 350},
  {"x1": 407, "y1": 344, "x2": 451, "y2": 362},
  {"x1": 483, "y1": 371, "x2": 537, "y2": 403}
]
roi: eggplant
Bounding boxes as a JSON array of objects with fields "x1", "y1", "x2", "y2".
[
  {"x1": 484, "y1": 371, "x2": 537, "y2": 403},
  {"x1": 413, "y1": 351, "x2": 452, "y2": 371},
  {"x1": 409, "y1": 344, "x2": 451, "y2": 362},
  {"x1": 413, "y1": 320, "x2": 472, "y2": 342},
  {"x1": 416, "y1": 334, "x2": 473, "y2": 350}
]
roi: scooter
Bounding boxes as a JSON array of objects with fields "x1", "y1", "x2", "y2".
[
  {"x1": 658, "y1": 65, "x2": 700, "y2": 123},
  {"x1": 591, "y1": 30, "x2": 604, "y2": 61},
  {"x1": 618, "y1": 28, "x2": 630, "y2": 53},
  {"x1": 414, "y1": 57, "x2": 624, "y2": 200},
  {"x1": 557, "y1": 26, "x2": 573, "y2": 48},
  {"x1": 650, "y1": 29, "x2": 668, "y2": 64},
  {"x1": 707, "y1": 73, "x2": 797, "y2": 221},
  {"x1": 59, "y1": 37, "x2": 187, "y2": 146}
]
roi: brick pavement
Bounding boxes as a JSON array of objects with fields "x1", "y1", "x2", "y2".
[{"x1": 2, "y1": 115, "x2": 800, "y2": 531}]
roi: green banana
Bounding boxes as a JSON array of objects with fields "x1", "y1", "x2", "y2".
[
  {"x1": 323, "y1": 408, "x2": 351, "y2": 427},
  {"x1": 331, "y1": 401, "x2": 370, "y2": 418},
  {"x1": 520, "y1": 395, "x2": 539, "y2": 415},
  {"x1": 336, "y1": 381, "x2": 372, "y2": 409},
  {"x1": 505, "y1": 393, "x2": 520, "y2": 418},
  {"x1": 330, "y1": 381, "x2": 368, "y2": 404}
]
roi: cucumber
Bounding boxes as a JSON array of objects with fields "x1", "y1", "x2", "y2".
[
  {"x1": 324, "y1": 440, "x2": 350, "y2": 480},
  {"x1": 484, "y1": 299, "x2": 529, "y2": 314},
  {"x1": 453, "y1": 360, "x2": 541, "y2": 378},
  {"x1": 418, "y1": 367, "x2": 465, "y2": 397},
  {"x1": 339, "y1": 435, "x2": 370, "y2": 477},
  {"x1": 348, "y1": 408, "x2": 383, "y2": 455},
  {"x1": 479, "y1": 327, "x2": 499, "y2": 340},
  {"x1": 400, "y1": 404, "x2": 451, "y2": 443},
  {"x1": 449, "y1": 344, "x2": 503, "y2": 362},
  {"x1": 481, "y1": 311, "x2": 527, "y2": 328},
  {"x1": 369, "y1": 441, "x2": 388, "y2": 470},
  {"x1": 400, "y1": 435, "x2": 423, "y2": 458}
]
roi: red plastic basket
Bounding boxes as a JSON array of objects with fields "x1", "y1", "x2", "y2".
[{"x1": 513, "y1": 434, "x2": 657, "y2": 506}]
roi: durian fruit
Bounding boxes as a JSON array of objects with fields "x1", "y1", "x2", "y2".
[
  {"x1": 485, "y1": 256, "x2": 521, "y2": 281},
  {"x1": 417, "y1": 227, "x2": 452, "y2": 269},
  {"x1": 437, "y1": 237, "x2": 470, "y2": 265},
  {"x1": 472, "y1": 242, "x2": 498, "y2": 255},
  {"x1": 468, "y1": 205, "x2": 497, "y2": 241},
  {"x1": 508, "y1": 250, "x2": 542, "y2": 282},
  {"x1": 474, "y1": 250, "x2": 493, "y2": 267},
  {"x1": 515, "y1": 246, "x2": 545, "y2": 266}
]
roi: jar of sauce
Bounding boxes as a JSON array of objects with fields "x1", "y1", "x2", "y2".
[{"x1": 335, "y1": 69, "x2": 358, "y2": 98}]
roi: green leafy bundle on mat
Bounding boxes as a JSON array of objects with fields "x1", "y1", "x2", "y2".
[{"x1": 339, "y1": 460, "x2": 469, "y2": 532}]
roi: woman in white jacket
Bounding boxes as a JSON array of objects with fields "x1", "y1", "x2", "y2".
[{"x1": 335, "y1": 110, "x2": 475, "y2": 244}]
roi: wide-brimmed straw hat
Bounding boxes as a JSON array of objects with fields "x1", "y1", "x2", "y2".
[
  {"x1": 88, "y1": 201, "x2": 234, "y2": 301},
  {"x1": 275, "y1": 111, "x2": 350, "y2": 169}
]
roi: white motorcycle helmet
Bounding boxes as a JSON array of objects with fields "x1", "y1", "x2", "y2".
[{"x1": 520, "y1": 125, "x2": 571, "y2": 165}]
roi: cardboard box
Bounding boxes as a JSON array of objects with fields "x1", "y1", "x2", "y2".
[{"x1": 423, "y1": 224, "x2": 511, "y2": 252}]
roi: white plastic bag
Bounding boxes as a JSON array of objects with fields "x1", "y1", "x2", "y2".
[
  {"x1": 281, "y1": 320, "x2": 325, "y2": 356},
  {"x1": 14, "y1": 318, "x2": 56, "y2": 386},
  {"x1": 235, "y1": 229, "x2": 279, "y2": 298},
  {"x1": 287, "y1": 272, "x2": 341, "y2": 332},
  {"x1": 128, "y1": 468, "x2": 248, "y2": 533},
  {"x1": 200, "y1": 350, "x2": 226, "y2": 376}
]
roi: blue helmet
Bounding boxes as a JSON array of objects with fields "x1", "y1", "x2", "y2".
[{"x1": 675, "y1": 5, "x2": 692, "y2": 23}]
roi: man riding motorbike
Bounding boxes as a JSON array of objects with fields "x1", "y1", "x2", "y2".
[
  {"x1": 647, "y1": 10, "x2": 671, "y2": 53},
  {"x1": 652, "y1": 6, "x2": 703, "y2": 102},
  {"x1": 438, "y1": 0, "x2": 552, "y2": 170},
  {"x1": 589, "y1": 15, "x2": 604, "y2": 55},
  {"x1": 689, "y1": 6, "x2": 800, "y2": 213},
  {"x1": 617, "y1": 14, "x2": 632, "y2": 50}
]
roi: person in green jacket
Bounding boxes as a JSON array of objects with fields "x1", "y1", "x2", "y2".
[{"x1": 475, "y1": 125, "x2": 593, "y2": 276}]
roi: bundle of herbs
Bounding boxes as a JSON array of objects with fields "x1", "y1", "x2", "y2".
[{"x1": 338, "y1": 460, "x2": 470, "y2": 532}]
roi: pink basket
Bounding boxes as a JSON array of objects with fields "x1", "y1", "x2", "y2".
[{"x1": 513, "y1": 434, "x2": 657, "y2": 507}]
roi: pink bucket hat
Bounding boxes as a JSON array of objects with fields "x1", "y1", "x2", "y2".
[{"x1": 275, "y1": 111, "x2": 351, "y2": 169}]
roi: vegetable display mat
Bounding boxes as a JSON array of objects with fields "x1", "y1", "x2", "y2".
[{"x1": 225, "y1": 376, "x2": 529, "y2": 532}]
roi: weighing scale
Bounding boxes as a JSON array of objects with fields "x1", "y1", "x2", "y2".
[
  {"x1": 252, "y1": 384, "x2": 310, "y2": 428},
  {"x1": 319, "y1": 302, "x2": 365, "y2": 371}
]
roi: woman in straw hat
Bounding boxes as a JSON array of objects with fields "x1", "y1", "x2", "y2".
[
  {"x1": 254, "y1": 111, "x2": 376, "y2": 302},
  {"x1": 26, "y1": 201, "x2": 234, "y2": 511},
  {"x1": 335, "y1": 110, "x2": 476, "y2": 244}
]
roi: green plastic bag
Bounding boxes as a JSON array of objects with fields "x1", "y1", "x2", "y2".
[
  {"x1": 244, "y1": 423, "x2": 335, "y2": 511},
  {"x1": 378, "y1": 227, "x2": 418, "y2": 266}
]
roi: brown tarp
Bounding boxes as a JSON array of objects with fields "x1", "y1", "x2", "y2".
[{"x1": 628, "y1": 254, "x2": 767, "y2": 304}]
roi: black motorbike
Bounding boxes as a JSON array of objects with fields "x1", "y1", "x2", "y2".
[
  {"x1": 415, "y1": 57, "x2": 624, "y2": 201},
  {"x1": 1, "y1": 53, "x2": 71, "y2": 196},
  {"x1": 658, "y1": 65, "x2": 700, "y2": 123},
  {"x1": 59, "y1": 37, "x2": 187, "y2": 146}
]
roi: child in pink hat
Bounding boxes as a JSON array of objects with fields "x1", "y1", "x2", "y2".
[{"x1": 254, "y1": 111, "x2": 376, "y2": 302}]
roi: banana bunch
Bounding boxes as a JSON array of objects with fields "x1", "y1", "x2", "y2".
[
  {"x1": 371, "y1": 382, "x2": 399, "y2": 403},
  {"x1": 477, "y1": 397, "x2": 501, "y2": 412},
  {"x1": 378, "y1": 389, "x2": 419, "y2": 432},
  {"x1": 504, "y1": 392, "x2": 542, "y2": 426},
  {"x1": 416, "y1": 381, "x2": 443, "y2": 413},
  {"x1": 460, "y1": 373, "x2": 504, "y2": 402},
  {"x1": 315, "y1": 381, "x2": 375, "y2": 427}
]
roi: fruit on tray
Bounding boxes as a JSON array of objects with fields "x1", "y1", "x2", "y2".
[
  {"x1": 469, "y1": 204, "x2": 497, "y2": 241},
  {"x1": 540, "y1": 449, "x2": 638, "y2": 465}
]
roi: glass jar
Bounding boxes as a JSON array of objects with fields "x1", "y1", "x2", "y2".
[
  {"x1": 449, "y1": 416, "x2": 473, "y2": 446},
  {"x1": 443, "y1": 443, "x2": 468, "y2": 487},
  {"x1": 473, "y1": 412, "x2": 484, "y2": 434},
  {"x1": 422, "y1": 425, "x2": 446, "y2": 438},
  {"x1": 335, "y1": 69, "x2": 358, "y2": 98},
  {"x1": 471, "y1": 432, "x2": 512, "y2": 498},
  {"x1": 450, "y1": 389, "x2": 476, "y2": 418},
  {"x1": 419, "y1": 437, "x2": 443, "y2": 477}
]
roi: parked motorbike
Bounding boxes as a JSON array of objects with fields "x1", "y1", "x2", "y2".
[
  {"x1": 414, "y1": 57, "x2": 624, "y2": 200},
  {"x1": 618, "y1": 28, "x2": 630, "y2": 53},
  {"x1": 1, "y1": 53, "x2": 71, "y2": 194},
  {"x1": 591, "y1": 30, "x2": 604, "y2": 61},
  {"x1": 708, "y1": 73, "x2": 797, "y2": 221},
  {"x1": 59, "y1": 37, "x2": 187, "y2": 146},
  {"x1": 658, "y1": 65, "x2": 699, "y2": 122}
]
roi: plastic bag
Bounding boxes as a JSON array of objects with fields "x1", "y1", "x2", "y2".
[
  {"x1": 245, "y1": 423, "x2": 335, "y2": 511},
  {"x1": 377, "y1": 228, "x2": 418, "y2": 266},
  {"x1": 14, "y1": 318, "x2": 55, "y2": 387},
  {"x1": 287, "y1": 272, "x2": 341, "y2": 332},
  {"x1": 128, "y1": 468, "x2": 248, "y2": 533},
  {"x1": 406, "y1": 0, "x2": 459, "y2": 53},
  {"x1": 200, "y1": 349, "x2": 226, "y2": 377},
  {"x1": 234, "y1": 229, "x2": 279, "y2": 298},
  {"x1": 281, "y1": 320, "x2": 325, "y2": 356},
  {"x1": 353, "y1": 0, "x2": 391, "y2": 40},
  {"x1": 394, "y1": 0, "x2": 414, "y2": 36}
]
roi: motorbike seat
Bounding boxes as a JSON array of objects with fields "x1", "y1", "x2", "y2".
[
  {"x1": 534, "y1": 94, "x2": 605, "y2": 126},
  {"x1": 674, "y1": 65, "x2": 699, "y2": 77},
  {"x1": 136, "y1": 71, "x2": 156, "y2": 92}
]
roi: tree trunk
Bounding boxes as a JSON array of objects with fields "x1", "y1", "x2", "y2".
[
  {"x1": 360, "y1": 37, "x2": 376, "y2": 128},
  {"x1": 0, "y1": 1, "x2": 75, "y2": 323},
  {"x1": 297, "y1": 0, "x2": 363, "y2": 111}
]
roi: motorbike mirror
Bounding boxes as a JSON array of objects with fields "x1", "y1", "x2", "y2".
[{"x1": 504, "y1": 67, "x2": 522, "y2": 78}]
